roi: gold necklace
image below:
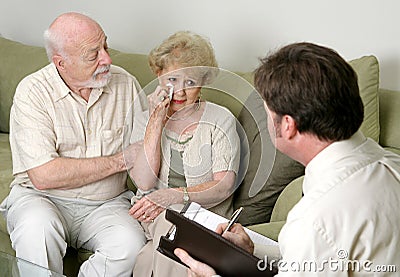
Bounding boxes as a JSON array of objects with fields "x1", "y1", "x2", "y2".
[{"x1": 166, "y1": 101, "x2": 201, "y2": 121}]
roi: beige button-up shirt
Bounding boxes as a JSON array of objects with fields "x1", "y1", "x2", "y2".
[{"x1": 10, "y1": 63, "x2": 147, "y2": 200}]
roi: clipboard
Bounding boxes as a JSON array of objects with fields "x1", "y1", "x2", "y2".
[{"x1": 157, "y1": 208, "x2": 276, "y2": 276}]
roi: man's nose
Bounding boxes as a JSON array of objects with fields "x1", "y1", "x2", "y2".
[{"x1": 99, "y1": 48, "x2": 112, "y2": 65}]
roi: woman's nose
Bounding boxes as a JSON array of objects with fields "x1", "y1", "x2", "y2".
[{"x1": 174, "y1": 81, "x2": 186, "y2": 93}]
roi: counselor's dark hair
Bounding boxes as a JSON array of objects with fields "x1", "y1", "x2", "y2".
[{"x1": 254, "y1": 42, "x2": 364, "y2": 141}]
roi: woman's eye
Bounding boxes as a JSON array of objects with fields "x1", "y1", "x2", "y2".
[
  {"x1": 186, "y1": 80, "x2": 196, "y2": 87},
  {"x1": 168, "y1": 77, "x2": 177, "y2": 83}
]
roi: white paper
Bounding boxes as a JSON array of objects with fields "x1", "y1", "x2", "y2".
[{"x1": 182, "y1": 202, "x2": 278, "y2": 246}]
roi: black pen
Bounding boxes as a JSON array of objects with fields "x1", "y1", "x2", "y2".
[{"x1": 222, "y1": 206, "x2": 243, "y2": 235}]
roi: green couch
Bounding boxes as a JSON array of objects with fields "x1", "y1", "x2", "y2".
[{"x1": 1, "y1": 36, "x2": 399, "y2": 276}]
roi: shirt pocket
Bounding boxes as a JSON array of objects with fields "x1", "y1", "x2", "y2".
[{"x1": 101, "y1": 125, "x2": 125, "y2": 156}]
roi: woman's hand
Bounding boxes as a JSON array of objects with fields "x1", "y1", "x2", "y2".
[
  {"x1": 147, "y1": 85, "x2": 170, "y2": 119},
  {"x1": 129, "y1": 188, "x2": 181, "y2": 223},
  {"x1": 129, "y1": 195, "x2": 165, "y2": 223}
]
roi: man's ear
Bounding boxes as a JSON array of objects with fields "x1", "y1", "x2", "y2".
[
  {"x1": 281, "y1": 115, "x2": 298, "y2": 139},
  {"x1": 52, "y1": 55, "x2": 65, "y2": 71}
]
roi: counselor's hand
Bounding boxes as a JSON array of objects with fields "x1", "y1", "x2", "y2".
[
  {"x1": 215, "y1": 222, "x2": 255, "y2": 254},
  {"x1": 174, "y1": 248, "x2": 217, "y2": 277}
]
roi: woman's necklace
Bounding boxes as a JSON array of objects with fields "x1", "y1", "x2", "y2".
[
  {"x1": 166, "y1": 100, "x2": 201, "y2": 121},
  {"x1": 165, "y1": 133, "x2": 193, "y2": 145}
]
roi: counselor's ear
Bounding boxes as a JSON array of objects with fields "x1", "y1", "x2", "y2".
[{"x1": 281, "y1": 114, "x2": 298, "y2": 140}]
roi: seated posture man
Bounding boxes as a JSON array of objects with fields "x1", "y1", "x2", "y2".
[
  {"x1": 0, "y1": 12, "x2": 147, "y2": 276},
  {"x1": 174, "y1": 42, "x2": 400, "y2": 276}
]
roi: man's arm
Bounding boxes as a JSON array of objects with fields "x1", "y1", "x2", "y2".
[
  {"x1": 23, "y1": 113, "x2": 142, "y2": 190},
  {"x1": 27, "y1": 152, "x2": 126, "y2": 190}
]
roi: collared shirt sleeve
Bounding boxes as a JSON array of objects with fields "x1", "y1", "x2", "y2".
[
  {"x1": 10, "y1": 77, "x2": 59, "y2": 175},
  {"x1": 129, "y1": 83, "x2": 149, "y2": 144}
]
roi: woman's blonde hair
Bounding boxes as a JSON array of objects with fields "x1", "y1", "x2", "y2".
[{"x1": 149, "y1": 31, "x2": 218, "y2": 84}]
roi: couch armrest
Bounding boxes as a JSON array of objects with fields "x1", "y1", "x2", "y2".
[
  {"x1": 270, "y1": 176, "x2": 303, "y2": 223},
  {"x1": 247, "y1": 221, "x2": 285, "y2": 242}
]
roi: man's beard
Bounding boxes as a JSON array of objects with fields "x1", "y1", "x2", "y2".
[{"x1": 85, "y1": 65, "x2": 111, "y2": 88}]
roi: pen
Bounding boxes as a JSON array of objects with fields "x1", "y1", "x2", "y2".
[{"x1": 222, "y1": 206, "x2": 243, "y2": 235}]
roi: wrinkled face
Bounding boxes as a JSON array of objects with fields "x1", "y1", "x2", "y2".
[
  {"x1": 62, "y1": 28, "x2": 112, "y2": 89},
  {"x1": 158, "y1": 65, "x2": 202, "y2": 113}
]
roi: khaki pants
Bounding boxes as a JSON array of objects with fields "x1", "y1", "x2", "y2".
[
  {"x1": 133, "y1": 205, "x2": 188, "y2": 277},
  {"x1": 1, "y1": 184, "x2": 146, "y2": 277}
]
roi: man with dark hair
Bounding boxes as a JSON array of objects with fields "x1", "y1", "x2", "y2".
[{"x1": 174, "y1": 42, "x2": 400, "y2": 276}]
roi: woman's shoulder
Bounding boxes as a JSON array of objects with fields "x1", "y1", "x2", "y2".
[{"x1": 203, "y1": 101, "x2": 235, "y2": 119}]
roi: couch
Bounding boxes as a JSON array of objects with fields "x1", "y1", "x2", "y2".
[{"x1": 1, "y1": 36, "x2": 399, "y2": 276}]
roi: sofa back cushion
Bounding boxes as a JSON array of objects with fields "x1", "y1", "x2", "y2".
[
  {"x1": 0, "y1": 37, "x2": 49, "y2": 133},
  {"x1": 107, "y1": 48, "x2": 155, "y2": 88},
  {"x1": 348, "y1": 55, "x2": 380, "y2": 142},
  {"x1": 379, "y1": 88, "x2": 400, "y2": 153}
]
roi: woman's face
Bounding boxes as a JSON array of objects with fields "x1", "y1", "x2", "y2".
[{"x1": 158, "y1": 64, "x2": 202, "y2": 113}]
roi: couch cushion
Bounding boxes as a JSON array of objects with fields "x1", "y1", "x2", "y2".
[
  {"x1": 108, "y1": 48, "x2": 156, "y2": 88},
  {"x1": 0, "y1": 133, "x2": 12, "y2": 238},
  {"x1": 348, "y1": 55, "x2": 380, "y2": 142},
  {"x1": 233, "y1": 91, "x2": 305, "y2": 226},
  {"x1": 379, "y1": 89, "x2": 400, "y2": 152},
  {"x1": 0, "y1": 37, "x2": 49, "y2": 133}
]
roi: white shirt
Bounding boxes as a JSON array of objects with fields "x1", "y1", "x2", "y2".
[{"x1": 277, "y1": 131, "x2": 400, "y2": 276}]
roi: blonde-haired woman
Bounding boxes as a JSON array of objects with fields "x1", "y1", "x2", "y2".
[{"x1": 129, "y1": 31, "x2": 240, "y2": 276}]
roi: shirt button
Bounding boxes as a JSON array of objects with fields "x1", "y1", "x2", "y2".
[{"x1": 87, "y1": 129, "x2": 92, "y2": 135}]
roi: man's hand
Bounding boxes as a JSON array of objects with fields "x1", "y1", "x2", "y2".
[
  {"x1": 174, "y1": 248, "x2": 217, "y2": 277},
  {"x1": 123, "y1": 141, "x2": 143, "y2": 171},
  {"x1": 216, "y1": 222, "x2": 254, "y2": 254}
]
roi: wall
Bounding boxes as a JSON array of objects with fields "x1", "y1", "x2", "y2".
[{"x1": 1, "y1": 0, "x2": 399, "y2": 90}]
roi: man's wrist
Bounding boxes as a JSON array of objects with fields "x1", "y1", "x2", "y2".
[{"x1": 111, "y1": 152, "x2": 126, "y2": 173}]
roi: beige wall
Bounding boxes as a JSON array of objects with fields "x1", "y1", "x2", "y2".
[{"x1": 1, "y1": 0, "x2": 399, "y2": 90}]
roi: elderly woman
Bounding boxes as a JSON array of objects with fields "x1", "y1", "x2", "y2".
[
  {"x1": 129, "y1": 31, "x2": 241, "y2": 276},
  {"x1": 129, "y1": 31, "x2": 240, "y2": 221}
]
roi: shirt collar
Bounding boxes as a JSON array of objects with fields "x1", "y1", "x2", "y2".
[{"x1": 304, "y1": 131, "x2": 366, "y2": 189}]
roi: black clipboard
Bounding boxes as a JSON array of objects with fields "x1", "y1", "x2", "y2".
[{"x1": 157, "y1": 208, "x2": 276, "y2": 276}]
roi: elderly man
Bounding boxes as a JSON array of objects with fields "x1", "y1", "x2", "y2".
[
  {"x1": 175, "y1": 42, "x2": 400, "y2": 276},
  {"x1": 0, "y1": 12, "x2": 146, "y2": 276}
]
